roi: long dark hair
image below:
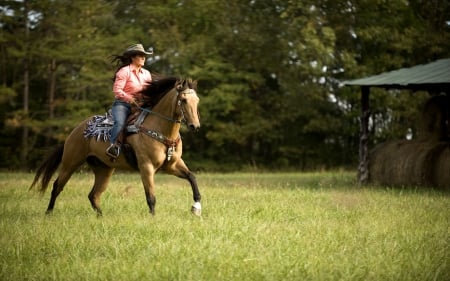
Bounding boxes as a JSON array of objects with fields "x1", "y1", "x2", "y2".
[{"x1": 110, "y1": 54, "x2": 133, "y2": 81}]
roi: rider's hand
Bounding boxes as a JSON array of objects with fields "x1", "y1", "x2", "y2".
[{"x1": 129, "y1": 98, "x2": 139, "y2": 107}]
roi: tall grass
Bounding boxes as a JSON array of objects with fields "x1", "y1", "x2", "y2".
[{"x1": 0, "y1": 171, "x2": 449, "y2": 281}]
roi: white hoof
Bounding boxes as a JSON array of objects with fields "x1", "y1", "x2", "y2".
[{"x1": 191, "y1": 202, "x2": 202, "y2": 216}]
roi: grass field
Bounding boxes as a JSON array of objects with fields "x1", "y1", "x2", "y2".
[{"x1": 0, "y1": 171, "x2": 449, "y2": 281}]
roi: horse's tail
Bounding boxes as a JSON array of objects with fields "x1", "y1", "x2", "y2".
[{"x1": 30, "y1": 144, "x2": 64, "y2": 193}]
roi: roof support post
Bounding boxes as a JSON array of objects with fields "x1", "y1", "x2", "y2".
[{"x1": 358, "y1": 86, "x2": 370, "y2": 184}]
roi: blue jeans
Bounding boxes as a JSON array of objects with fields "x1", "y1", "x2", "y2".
[{"x1": 110, "y1": 100, "x2": 131, "y2": 144}]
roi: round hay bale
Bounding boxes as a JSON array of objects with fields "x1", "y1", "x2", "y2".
[
  {"x1": 369, "y1": 140, "x2": 448, "y2": 188},
  {"x1": 431, "y1": 144, "x2": 450, "y2": 189}
]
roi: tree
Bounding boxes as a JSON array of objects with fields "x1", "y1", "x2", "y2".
[
  {"x1": 0, "y1": 0, "x2": 118, "y2": 169},
  {"x1": 0, "y1": 0, "x2": 448, "y2": 171}
]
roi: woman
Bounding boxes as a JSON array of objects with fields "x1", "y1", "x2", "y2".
[{"x1": 106, "y1": 43, "x2": 153, "y2": 159}]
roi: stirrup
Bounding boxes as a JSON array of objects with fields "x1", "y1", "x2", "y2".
[{"x1": 106, "y1": 144, "x2": 121, "y2": 159}]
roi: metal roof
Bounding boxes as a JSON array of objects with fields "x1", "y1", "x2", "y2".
[{"x1": 342, "y1": 58, "x2": 450, "y2": 91}]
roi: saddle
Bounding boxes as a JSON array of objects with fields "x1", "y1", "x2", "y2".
[
  {"x1": 82, "y1": 109, "x2": 146, "y2": 167},
  {"x1": 83, "y1": 109, "x2": 147, "y2": 143}
]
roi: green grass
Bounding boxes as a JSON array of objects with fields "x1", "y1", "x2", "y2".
[{"x1": 1, "y1": 171, "x2": 449, "y2": 281}]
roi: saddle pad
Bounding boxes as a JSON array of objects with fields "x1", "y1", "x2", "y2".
[
  {"x1": 83, "y1": 111, "x2": 113, "y2": 142},
  {"x1": 83, "y1": 110, "x2": 146, "y2": 142}
]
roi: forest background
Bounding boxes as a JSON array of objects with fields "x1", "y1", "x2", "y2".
[{"x1": 1, "y1": 0, "x2": 449, "y2": 172}]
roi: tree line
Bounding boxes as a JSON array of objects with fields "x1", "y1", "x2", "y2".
[{"x1": 1, "y1": 0, "x2": 449, "y2": 171}]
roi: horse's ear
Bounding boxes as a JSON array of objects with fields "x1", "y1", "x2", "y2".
[
  {"x1": 176, "y1": 80, "x2": 184, "y2": 91},
  {"x1": 186, "y1": 78, "x2": 197, "y2": 90}
]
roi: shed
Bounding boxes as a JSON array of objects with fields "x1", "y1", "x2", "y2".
[{"x1": 342, "y1": 58, "x2": 450, "y2": 184}]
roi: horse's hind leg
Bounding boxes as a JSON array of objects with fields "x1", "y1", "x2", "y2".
[
  {"x1": 46, "y1": 169, "x2": 75, "y2": 214},
  {"x1": 139, "y1": 166, "x2": 157, "y2": 216},
  {"x1": 46, "y1": 121, "x2": 89, "y2": 214},
  {"x1": 88, "y1": 161, "x2": 114, "y2": 216}
]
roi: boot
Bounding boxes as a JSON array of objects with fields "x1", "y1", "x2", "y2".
[{"x1": 106, "y1": 143, "x2": 121, "y2": 159}]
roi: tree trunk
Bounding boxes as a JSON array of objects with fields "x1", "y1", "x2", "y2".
[
  {"x1": 358, "y1": 86, "x2": 370, "y2": 184},
  {"x1": 48, "y1": 59, "x2": 57, "y2": 119},
  {"x1": 20, "y1": 0, "x2": 30, "y2": 171},
  {"x1": 45, "y1": 59, "x2": 57, "y2": 145}
]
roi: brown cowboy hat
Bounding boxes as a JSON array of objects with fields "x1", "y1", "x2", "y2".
[{"x1": 123, "y1": 44, "x2": 153, "y2": 56}]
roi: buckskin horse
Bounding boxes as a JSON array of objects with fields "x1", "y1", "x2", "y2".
[{"x1": 30, "y1": 76, "x2": 202, "y2": 216}]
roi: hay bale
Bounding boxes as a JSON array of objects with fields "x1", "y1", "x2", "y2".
[
  {"x1": 368, "y1": 94, "x2": 449, "y2": 189},
  {"x1": 432, "y1": 144, "x2": 450, "y2": 189},
  {"x1": 369, "y1": 140, "x2": 449, "y2": 189}
]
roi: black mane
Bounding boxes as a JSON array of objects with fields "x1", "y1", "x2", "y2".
[{"x1": 140, "y1": 76, "x2": 179, "y2": 107}]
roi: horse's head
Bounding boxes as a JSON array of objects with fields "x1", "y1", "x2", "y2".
[{"x1": 176, "y1": 79, "x2": 200, "y2": 132}]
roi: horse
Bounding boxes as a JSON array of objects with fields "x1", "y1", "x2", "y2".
[{"x1": 30, "y1": 77, "x2": 202, "y2": 216}]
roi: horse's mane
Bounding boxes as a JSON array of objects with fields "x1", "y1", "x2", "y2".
[
  {"x1": 140, "y1": 75, "x2": 179, "y2": 108},
  {"x1": 140, "y1": 74, "x2": 197, "y2": 108}
]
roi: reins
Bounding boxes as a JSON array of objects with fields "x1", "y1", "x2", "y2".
[{"x1": 135, "y1": 105, "x2": 182, "y2": 124}]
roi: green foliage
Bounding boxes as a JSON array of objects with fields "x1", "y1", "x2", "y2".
[
  {"x1": 1, "y1": 0, "x2": 449, "y2": 170},
  {"x1": 1, "y1": 172, "x2": 449, "y2": 280}
]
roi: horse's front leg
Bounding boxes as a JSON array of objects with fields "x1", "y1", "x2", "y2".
[
  {"x1": 139, "y1": 165, "x2": 157, "y2": 216},
  {"x1": 186, "y1": 172, "x2": 202, "y2": 216},
  {"x1": 165, "y1": 158, "x2": 202, "y2": 216}
]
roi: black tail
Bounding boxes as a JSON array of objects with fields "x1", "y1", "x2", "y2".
[{"x1": 30, "y1": 145, "x2": 64, "y2": 193}]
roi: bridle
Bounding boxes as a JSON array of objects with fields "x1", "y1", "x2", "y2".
[
  {"x1": 135, "y1": 86, "x2": 197, "y2": 125},
  {"x1": 177, "y1": 88, "x2": 199, "y2": 124}
]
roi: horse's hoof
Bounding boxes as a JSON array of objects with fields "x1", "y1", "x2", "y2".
[{"x1": 191, "y1": 202, "x2": 202, "y2": 216}]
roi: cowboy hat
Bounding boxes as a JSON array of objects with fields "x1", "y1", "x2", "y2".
[{"x1": 123, "y1": 44, "x2": 153, "y2": 56}]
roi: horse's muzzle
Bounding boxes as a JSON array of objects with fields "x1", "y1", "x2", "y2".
[{"x1": 189, "y1": 124, "x2": 200, "y2": 132}]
